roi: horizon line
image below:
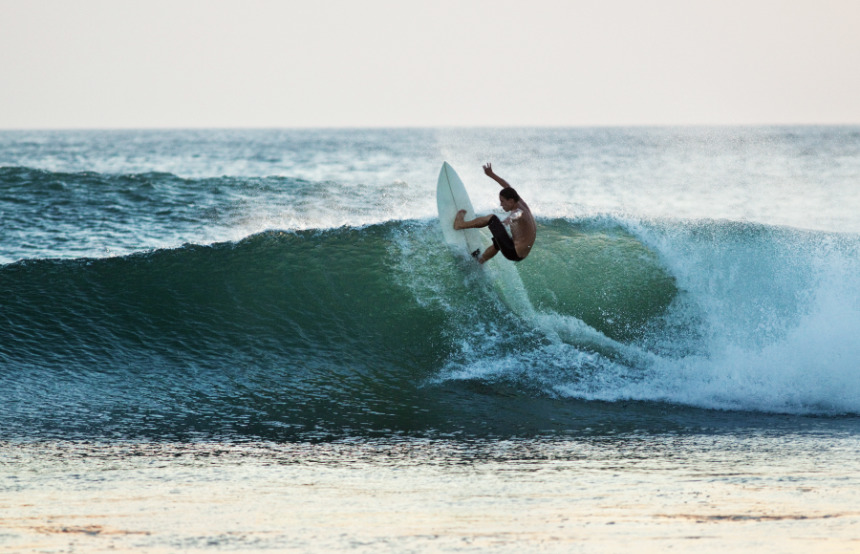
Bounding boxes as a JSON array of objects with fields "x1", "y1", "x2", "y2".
[{"x1": 2, "y1": 122, "x2": 860, "y2": 132}]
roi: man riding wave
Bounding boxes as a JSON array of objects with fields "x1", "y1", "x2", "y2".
[{"x1": 453, "y1": 163, "x2": 536, "y2": 264}]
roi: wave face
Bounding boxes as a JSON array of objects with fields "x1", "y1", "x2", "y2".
[{"x1": 3, "y1": 215, "x2": 859, "y2": 441}]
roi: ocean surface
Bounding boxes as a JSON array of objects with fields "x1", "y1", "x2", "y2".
[{"x1": 2, "y1": 127, "x2": 860, "y2": 552}]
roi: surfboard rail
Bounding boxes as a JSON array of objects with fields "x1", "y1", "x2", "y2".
[{"x1": 436, "y1": 162, "x2": 487, "y2": 256}]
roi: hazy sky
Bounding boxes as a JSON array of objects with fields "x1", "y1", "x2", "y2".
[{"x1": 2, "y1": 0, "x2": 859, "y2": 128}]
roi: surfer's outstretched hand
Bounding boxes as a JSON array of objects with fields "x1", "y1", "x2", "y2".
[{"x1": 483, "y1": 163, "x2": 494, "y2": 176}]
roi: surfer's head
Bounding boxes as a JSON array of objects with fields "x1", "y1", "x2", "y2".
[{"x1": 499, "y1": 188, "x2": 520, "y2": 211}]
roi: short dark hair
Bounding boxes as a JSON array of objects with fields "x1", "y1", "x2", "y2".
[{"x1": 499, "y1": 188, "x2": 520, "y2": 202}]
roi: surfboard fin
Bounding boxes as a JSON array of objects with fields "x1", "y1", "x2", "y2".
[{"x1": 471, "y1": 249, "x2": 481, "y2": 260}]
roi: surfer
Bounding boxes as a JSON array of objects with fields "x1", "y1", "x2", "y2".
[{"x1": 453, "y1": 163, "x2": 536, "y2": 263}]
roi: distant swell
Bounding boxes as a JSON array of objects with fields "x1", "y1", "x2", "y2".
[{"x1": 0, "y1": 166, "x2": 353, "y2": 263}]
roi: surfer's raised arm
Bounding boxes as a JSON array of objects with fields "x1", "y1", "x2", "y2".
[{"x1": 483, "y1": 163, "x2": 513, "y2": 189}]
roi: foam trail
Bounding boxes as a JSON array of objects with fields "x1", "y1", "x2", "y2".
[{"x1": 483, "y1": 253, "x2": 656, "y2": 366}]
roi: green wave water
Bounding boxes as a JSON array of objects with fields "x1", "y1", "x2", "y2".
[
  {"x1": 0, "y1": 218, "x2": 676, "y2": 438},
  {"x1": 3, "y1": 215, "x2": 858, "y2": 442}
]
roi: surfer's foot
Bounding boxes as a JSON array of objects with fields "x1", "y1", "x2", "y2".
[{"x1": 453, "y1": 210, "x2": 466, "y2": 230}]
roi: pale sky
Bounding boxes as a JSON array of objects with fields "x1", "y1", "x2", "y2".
[{"x1": 2, "y1": 0, "x2": 859, "y2": 129}]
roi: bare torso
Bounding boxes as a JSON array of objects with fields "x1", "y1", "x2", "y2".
[{"x1": 504, "y1": 200, "x2": 536, "y2": 259}]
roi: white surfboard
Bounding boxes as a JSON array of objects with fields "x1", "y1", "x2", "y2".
[
  {"x1": 436, "y1": 161, "x2": 539, "y2": 318},
  {"x1": 436, "y1": 162, "x2": 487, "y2": 258}
]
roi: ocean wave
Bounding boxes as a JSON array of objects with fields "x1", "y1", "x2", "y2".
[
  {"x1": 0, "y1": 166, "x2": 431, "y2": 264},
  {"x1": 1, "y1": 217, "x2": 859, "y2": 441}
]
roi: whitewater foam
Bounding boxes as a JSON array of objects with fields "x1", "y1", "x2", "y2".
[{"x1": 432, "y1": 215, "x2": 860, "y2": 416}]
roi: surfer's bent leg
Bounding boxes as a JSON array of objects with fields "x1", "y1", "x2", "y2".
[
  {"x1": 487, "y1": 215, "x2": 523, "y2": 262},
  {"x1": 476, "y1": 244, "x2": 499, "y2": 264},
  {"x1": 454, "y1": 210, "x2": 493, "y2": 230}
]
